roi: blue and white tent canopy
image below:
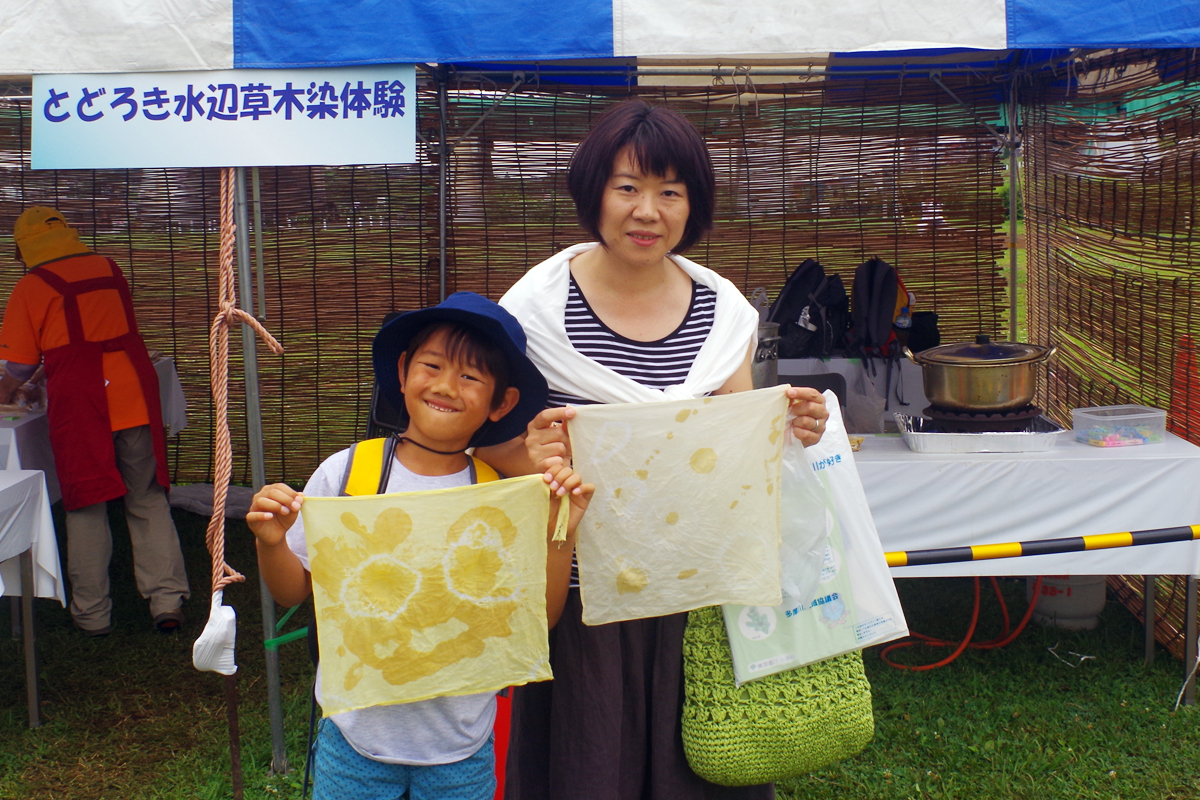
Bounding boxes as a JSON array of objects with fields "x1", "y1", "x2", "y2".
[{"x1": 2, "y1": 0, "x2": 1199, "y2": 75}]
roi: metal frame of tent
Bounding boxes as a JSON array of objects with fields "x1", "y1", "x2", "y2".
[
  {"x1": 175, "y1": 52, "x2": 1200, "y2": 771},
  {"x1": 3, "y1": 4, "x2": 1200, "y2": 774}
]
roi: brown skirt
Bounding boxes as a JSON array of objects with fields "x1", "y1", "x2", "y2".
[{"x1": 505, "y1": 589, "x2": 774, "y2": 800}]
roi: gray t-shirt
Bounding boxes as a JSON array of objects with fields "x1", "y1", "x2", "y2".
[{"x1": 287, "y1": 447, "x2": 497, "y2": 765}]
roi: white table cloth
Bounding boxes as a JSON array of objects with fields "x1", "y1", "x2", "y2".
[
  {"x1": 854, "y1": 431, "x2": 1200, "y2": 577},
  {"x1": 0, "y1": 357, "x2": 187, "y2": 507},
  {"x1": 0, "y1": 470, "x2": 65, "y2": 603},
  {"x1": 0, "y1": 413, "x2": 61, "y2": 505}
]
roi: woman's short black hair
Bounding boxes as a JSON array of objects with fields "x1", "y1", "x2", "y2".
[{"x1": 567, "y1": 100, "x2": 715, "y2": 254}]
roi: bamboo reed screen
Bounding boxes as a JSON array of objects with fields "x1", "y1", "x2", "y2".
[
  {"x1": 441, "y1": 79, "x2": 1007, "y2": 337},
  {"x1": 1024, "y1": 49, "x2": 1200, "y2": 662},
  {"x1": 1025, "y1": 49, "x2": 1200, "y2": 433},
  {"x1": 0, "y1": 73, "x2": 1005, "y2": 485}
]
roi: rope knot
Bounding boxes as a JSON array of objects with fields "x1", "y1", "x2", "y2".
[{"x1": 205, "y1": 169, "x2": 284, "y2": 596}]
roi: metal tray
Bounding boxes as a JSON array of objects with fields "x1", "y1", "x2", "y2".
[{"x1": 894, "y1": 413, "x2": 1065, "y2": 454}]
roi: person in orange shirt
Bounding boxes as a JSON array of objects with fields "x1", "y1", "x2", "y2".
[{"x1": 0, "y1": 206, "x2": 188, "y2": 636}]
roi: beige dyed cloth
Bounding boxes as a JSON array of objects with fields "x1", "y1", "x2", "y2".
[
  {"x1": 302, "y1": 475, "x2": 559, "y2": 715},
  {"x1": 569, "y1": 385, "x2": 789, "y2": 625}
]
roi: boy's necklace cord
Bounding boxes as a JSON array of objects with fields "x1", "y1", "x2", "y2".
[{"x1": 398, "y1": 436, "x2": 468, "y2": 456}]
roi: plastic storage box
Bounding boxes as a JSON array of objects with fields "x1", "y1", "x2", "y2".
[{"x1": 1072, "y1": 404, "x2": 1166, "y2": 447}]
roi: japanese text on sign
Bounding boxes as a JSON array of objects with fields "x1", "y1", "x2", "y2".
[
  {"x1": 41, "y1": 79, "x2": 406, "y2": 124},
  {"x1": 33, "y1": 66, "x2": 416, "y2": 170}
]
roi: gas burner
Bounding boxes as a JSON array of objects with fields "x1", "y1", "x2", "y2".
[{"x1": 922, "y1": 405, "x2": 1044, "y2": 433}]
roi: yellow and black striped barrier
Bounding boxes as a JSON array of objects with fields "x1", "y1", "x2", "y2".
[{"x1": 885, "y1": 524, "x2": 1200, "y2": 568}]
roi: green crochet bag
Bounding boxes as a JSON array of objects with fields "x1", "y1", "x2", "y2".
[{"x1": 681, "y1": 606, "x2": 875, "y2": 786}]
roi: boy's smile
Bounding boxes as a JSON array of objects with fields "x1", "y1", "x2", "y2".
[
  {"x1": 421, "y1": 397, "x2": 461, "y2": 414},
  {"x1": 398, "y1": 328, "x2": 519, "y2": 464}
]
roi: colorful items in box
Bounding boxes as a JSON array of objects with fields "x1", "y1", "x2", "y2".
[{"x1": 1076, "y1": 424, "x2": 1163, "y2": 447}]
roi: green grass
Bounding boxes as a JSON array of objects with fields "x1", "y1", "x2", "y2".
[
  {"x1": 0, "y1": 506, "x2": 315, "y2": 800},
  {"x1": 3, "y1": 507, "x2": 1198, "y2": 799},
  {"x1": 778, "y1": 577, "x2": 1200, "y2": 800}
]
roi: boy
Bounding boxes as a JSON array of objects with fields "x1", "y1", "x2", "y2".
[{"x1": 247, "y1": 292, "x2": 592, "y2": 799}]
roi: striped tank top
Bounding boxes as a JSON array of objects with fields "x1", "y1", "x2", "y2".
[{"x1": 547, "y1": 275, "x2": 717, "y2": 407}]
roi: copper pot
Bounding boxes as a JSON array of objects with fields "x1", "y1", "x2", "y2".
[{"x1": 904, "y1": 336, "x2": 1056, "y2": 412}]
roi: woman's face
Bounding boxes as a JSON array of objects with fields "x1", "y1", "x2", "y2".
[{"x1": 596, "y1": 146, "x2": 690, "y2": 268}]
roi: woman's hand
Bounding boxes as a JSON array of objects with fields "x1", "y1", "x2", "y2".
[
  {"x1": 526, "y1": 407, "x2": 575, "y2": 473},
  {"x1": 247, "y1": 484, "x2": 304, "y2": 548},
  {"x1": 787, "y1": 386, "x2": 829, "y2": 447}
]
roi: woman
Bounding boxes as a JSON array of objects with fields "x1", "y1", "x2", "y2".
[{"x1": 484, "y1": 100, "x2": 829, "y2": 800}]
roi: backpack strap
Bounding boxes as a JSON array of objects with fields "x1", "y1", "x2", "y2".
[
  {"x1": 377, "y1": 436, "x2": 399, "y2": 492},
  {"x1": 469, "y1": 456, "x2": 502, "y2": 484},
  {"x1": 341, "y1": 440, "x2": 500, "y2": 496},
  {"x1": 808, "y1": 275, "x2": 830, "y2": 310},
  {"x1": 868, "y1": 260, "x2": 897, "y2": 348},
  {"x1": 339, "y1": 437, "x2": 396, "y2": 496},
  {"x1": 343, "y1": 443, "x2": 501, "y2": 494}
]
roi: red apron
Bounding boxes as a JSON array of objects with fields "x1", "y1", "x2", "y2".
[{"x1": 31, "y1": 257, "x2": 170, "y2": 511}]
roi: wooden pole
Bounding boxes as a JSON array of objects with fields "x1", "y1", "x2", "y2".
[{"x1": 224, "y1": 674, "x2": 244, "y2": 800}]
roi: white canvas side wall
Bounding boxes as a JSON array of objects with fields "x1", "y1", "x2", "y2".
[
  {"x1": 613, "y1": 0, "x2": 1007, "y2": 57},
  {"x1": 0, "y1": 0, "x2": 233, "y2": 75}
]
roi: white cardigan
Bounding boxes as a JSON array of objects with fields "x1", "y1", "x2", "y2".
[{"x1": 500, "y1": 243, "x2": 758, "y2": 404}]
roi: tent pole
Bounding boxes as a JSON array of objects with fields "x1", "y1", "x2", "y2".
[
  {"x1": 235, "y1": 168, "x2": 266, "y2": 492},
  {"x1": 1185, "y1": 577, "x2": 1198, "y2": 706},
  {"x1": 928, "y1": 71, "x2": 1021, "y2": 341},
  {"x1": 437, "y1": 70, "x2": 450, "y2": 302},
  {"x1": 235, "y1": 167, "x2": 289, "y2": 775},
  {"x1": 1008, "y1": 83, "x2": 1020, "y2": 342},
  {"x1": 251, "y1": 167, "x2": 267, "y2": 320},
  {"x1": 447, "y1": 74, "x2": 525, "y2": 154}
]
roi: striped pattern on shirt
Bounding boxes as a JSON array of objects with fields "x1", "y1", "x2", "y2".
[{"x1": 546, "y1": 276, "x2": 717, "y2": 407}]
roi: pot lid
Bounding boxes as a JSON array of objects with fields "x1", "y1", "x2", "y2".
[{"x1": 917, "y1": 335, "x2": 1050, "y2": 365}]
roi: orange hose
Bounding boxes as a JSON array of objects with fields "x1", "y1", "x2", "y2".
[
  {"x1": 879, "y1": 577, "x2": 1043, "y2": 670},
  {"x1": 881, "y1": 577, "x2": 981, "y2": 671},
  {"x1": 977, "y1": 576, "x2": 1042, "y2": 650}
]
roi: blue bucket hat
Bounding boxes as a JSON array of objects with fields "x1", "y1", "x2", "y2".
[{"x1": 372, "y1": 292, "x2": 549, "y2": 448}]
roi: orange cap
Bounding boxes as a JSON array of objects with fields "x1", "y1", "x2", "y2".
[{"x1": 13, "y1": 206, "x2": 70, "y2": 244}]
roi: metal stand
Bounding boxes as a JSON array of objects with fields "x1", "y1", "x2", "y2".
[
  {"x1": 234, "y1": 167, "x2": 288, "y2": 774},
  {"x1": 1185, "y1": 577, "x2": 1198, "y2": 706},
  {"x1": 1007, "y1": 84, "x2": 1021, "y2": 342},
  {"x1": 20, "y1": 548, "x2": 40, "y2": 727},
  {"x1": 930, "y1": 72, "x2": 1022, "y2": 342},
  {"x1": 225, "y1": 673, "x2": 245, "y2": 799},
  {"x1": 436, "y1": 70, "x2": 449, "y2": 303},
  {"x1": 1144, "y1": 575, "x2": 1156, "y2": 666}
]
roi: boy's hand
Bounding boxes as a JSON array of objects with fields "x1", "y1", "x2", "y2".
[
  {"x1": 544, "y1": 463, "x2": 595, "y2": 538},
  {"x1": 787, "y1": 386, "x2": 829, "y2": 447},
  {"x1": 526, "y1": 407, "x2": 574, "y2": 473},
  {"x1": 247, "y1": 484, "x2": 304, "y2": 548}
]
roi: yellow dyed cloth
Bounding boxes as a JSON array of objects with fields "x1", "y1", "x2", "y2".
[
  {"x1": 570, "y1": 385, "x2": 789, "y2": 625},
  {"x1": 302, "y1": 475, "x2": 558, "y2": 716}
]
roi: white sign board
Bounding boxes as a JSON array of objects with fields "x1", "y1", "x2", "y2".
[{"x1": 32, "y1": 66, "x2": 416, "y2": 170}]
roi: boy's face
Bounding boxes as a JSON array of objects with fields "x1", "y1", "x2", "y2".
[{"x1": 397, "y1": 328, "x2": 519, "y2": 449}]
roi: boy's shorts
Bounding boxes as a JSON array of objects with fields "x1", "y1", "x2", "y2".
[{"x1": 313, "y1": 718, "x2": 496, "y2": 800}]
